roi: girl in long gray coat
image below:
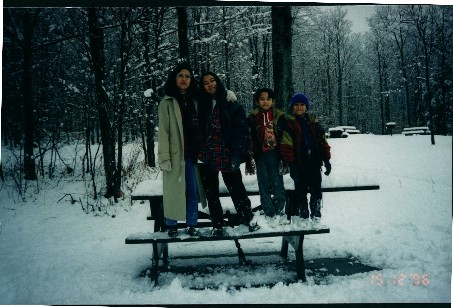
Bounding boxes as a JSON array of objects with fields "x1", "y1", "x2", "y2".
[{"x1": 158, "y1": 62, "x2": 206, "y2": 237}]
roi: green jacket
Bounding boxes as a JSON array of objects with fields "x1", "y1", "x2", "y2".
[{"x1": 158, "y1": 95, "x2": 206, "y2": 221}]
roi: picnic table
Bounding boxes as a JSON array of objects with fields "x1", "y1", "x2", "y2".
[{"x1": 126, "y1": 174, "x2": 379, "y2": 285}]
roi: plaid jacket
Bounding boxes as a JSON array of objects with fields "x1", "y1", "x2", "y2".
[
  {"x1": 198, "y1": 106, "x2": 233, "y2": 171},
  {"x1": 198, "y1": 96, "x2": 248, "y2": 171}
]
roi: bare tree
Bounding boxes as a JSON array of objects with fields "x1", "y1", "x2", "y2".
[
  {"x1": 177, "y1": 7, "x2": 189, "y2": 62},
  {"x1": 87, "y1": 8, "x2": 118, "y2": 200},
  {"x1": 272, "y1": 6, "x2": 293, "y2": 110},
  {"x1": 408, "y1": 5, "x2": 437, "y2": 144}
]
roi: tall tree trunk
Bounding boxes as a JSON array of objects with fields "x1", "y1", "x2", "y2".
[
  {"x1": 145, "y1": 8, "x2": 166, "y2": 168},
  {"x1": 222, "y1": 8, "x2": 231, "y2": 89},
  {"x1": 413, "y1": 6, "x2": 435, "y2": 145},
  {"x1": 376, "y1": 43, "x2": 385, "y2": 135},
  {"x1": 87, "y1": 8, "x2": 117, "y2": 200},
  {"x1": 336, "y1": 44, "x2": 343, "y2": 126},
  {"x1": 383, "y1": 58, "x2": 391, "y2": 126},
  {"x1": 116, "y1": 10, "x2": 130, "y2": 195},
  {"x1": 262, "y1": 35, "x2": 270, "y2": 86},
  {"x1": 393, "y1": 29, "x2": 412, "y2": 127},
  {"x1": 272, "y1": 6, "x2": 293, "y2": 111},
  {"x1": 22, "y1": 9, "x2": 40, "y2": 180},
  {"x1": 176, "y1": 7, "x2": 189, "y2": 62}
]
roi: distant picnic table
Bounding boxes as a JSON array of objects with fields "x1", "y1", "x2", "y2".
[{"x1": 402, "y1": 127, "x2": 431, "y2": 136}]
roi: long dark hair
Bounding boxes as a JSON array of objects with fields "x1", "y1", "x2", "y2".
[
  {"x1": 164, "y1": 62, "x2": 199, "y2": 98},
  {"x1": 199, "y1": 71, "x2": 227, "y2": 101}
]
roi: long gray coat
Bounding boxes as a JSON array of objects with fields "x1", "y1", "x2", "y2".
[{"x1": 157, "y1": 95, "x2": 206, "y2": 221}]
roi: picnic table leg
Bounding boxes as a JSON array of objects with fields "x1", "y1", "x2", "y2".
[
  {"x1": 151, "y1": 242, "x2": 168, "y2": 285},
  {"x1": 283, "y1": 235, "x2": 306, "y2": 282},
  {"x1": 280, "y1": 237, "x2": 289, "y2": 259},
  {"x1": 150, "y1": 201, "x2": 165, "y2": 232},
  {"x1": 281, "y1": 191, "x2": 292, "y2": 259},
  {"x1": 235, "y1": 239, "x2": 252, "y2": 266},
  {"x1": 151, "y1": 242, "x2": 160, "y2": 285},
  {"x1": 295, "y1": 235, "x2": 306, "y2": 282},
  {"x1": 162, "y1": 244, "x2": 169, "y2": 266}
]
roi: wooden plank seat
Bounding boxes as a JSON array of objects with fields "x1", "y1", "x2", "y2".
[{"x1": 126, "y1": 223, "x2": 330, "y2": 285}]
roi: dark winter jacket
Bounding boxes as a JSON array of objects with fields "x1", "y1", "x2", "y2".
[
  {"x1": 198, "y1": 90, "x2": 248, "y2": 165},
  {"x1": 281, "y1": 113, "x2": 331, "y2": 167}
]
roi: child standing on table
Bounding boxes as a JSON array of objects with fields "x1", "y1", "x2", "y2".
[
  {"x1": 281, "y1": 93, "x2": 331, "y2": 221},
  {"x1": 246, "y1": 88, "x2": 290, "y2": 225}
]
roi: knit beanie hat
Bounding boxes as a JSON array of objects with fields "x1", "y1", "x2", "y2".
[{"x1": 289, "y1": 93, "x2": 310, "y2": 111}]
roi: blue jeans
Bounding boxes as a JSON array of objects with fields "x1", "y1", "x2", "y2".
[
  {"x1": 166, "y1": 159, "x2": 199, "y2": 227},
  {"x1": 256, "y1": 150, "x2": 286, "y2": 216}
]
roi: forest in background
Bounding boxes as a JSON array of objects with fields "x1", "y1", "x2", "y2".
[{"x1": 1, "y1": 5, "x2": 452, "y2": 199}]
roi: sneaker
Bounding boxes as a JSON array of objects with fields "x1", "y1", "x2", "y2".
[
  {"x1": 248, "y1": 222, "x2": 260, "y2": 232},
  {"x1": 187, "y1": 226, "x2": 199, "y2": 236},
  {"x1": 211, "y1": 227, "x2": 224, "y2": 236},
  {"x1": 311, "y1": 217, "x2": 321, "y2": 223},
  {"x1": 279, "y1": 215, "x2": 291, "y2": 225},
  {"x1": 310, "y1": 214, "x2": 321, "y2": 222},
  {"x1": 167, "y1": 227, "x2": 178, "y2": 238},
  {"x1": 265, "y1": 215, "x2": 280, "y2": 228}
]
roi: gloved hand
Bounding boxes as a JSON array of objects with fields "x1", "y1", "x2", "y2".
[
  {"x1": 160, "y1": 160, "x2": 172, "y2": 172},
  {"x1": 324, "y1": 161, "x2": 331, "y2": 176},
  {"x1": 226, "y1": 90, "x2": 237, "y2": 102}
]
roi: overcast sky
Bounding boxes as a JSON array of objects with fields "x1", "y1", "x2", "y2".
[{"x1": 344, "y1": 5, "x2": 376, "y2": 33}]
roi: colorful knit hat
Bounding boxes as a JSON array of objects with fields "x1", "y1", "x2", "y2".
[{"x1": 289, "y1": 93, "x2": 310, "y2": 111}]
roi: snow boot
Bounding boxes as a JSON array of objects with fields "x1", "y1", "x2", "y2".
[
  {"x1": 310, "y1": 198, "x2": 322, "y2": 220},
  {"x1": 211, "y1": 226, "x2": 224, "y2": 236},
  {"x1": 167, "y1": 226, "x2": 178, "y2": 237},
  {"x1": 236, "y1": 198, "x2": 260, "y2": 232},
  {"x1": 187, "y1": 226, "x2": 199, "y2": 236},
  {"x1": 298, "y1": 199, "x2": 310, "y2": 219}
]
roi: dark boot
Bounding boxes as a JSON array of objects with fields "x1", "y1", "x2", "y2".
[
  {"x1": 236, "y1": 198, "x2": 260, "y2": 232},
  {"x1": 167, "y1": 226, "x2": 178, "y2": 237},
  {"x1": 310, "y1": 198, "x2": 322, "y2": 220},
  {"x1": 299, "y1": 199, "x2": 310, "y2": 219},
  {"x1": 293, "y1": 193, "x2": 309, "y2": 219}
]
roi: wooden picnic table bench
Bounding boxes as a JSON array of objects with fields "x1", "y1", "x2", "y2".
[
  {"x1": 126, "y1": 177, "x2": 379, "y2": 286},
  {"x1": 126, "y1": 222, "x2": 330, "y2": 285}
]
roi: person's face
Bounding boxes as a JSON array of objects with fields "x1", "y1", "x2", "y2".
[
  {"x1": 176, "y1": 69, "x2": 191, "y2": 93},
  {"x1": 202, "y1": 74, "x2": 217, "y2": 95},
  {"x1": 292, "y1": 102, "x2": 307, "y2": 116},
  {"x1": 257, "y1": 92, "x2": 274, "y2": 111}
]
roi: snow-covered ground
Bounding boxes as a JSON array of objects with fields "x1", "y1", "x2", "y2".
[{"x1": 0, "y1": 134, "x2": 451, "y2": 304}]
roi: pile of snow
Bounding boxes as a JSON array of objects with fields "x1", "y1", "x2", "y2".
[{"x1": 0, "y1": 134, "x2": 451, "y2": 304}]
